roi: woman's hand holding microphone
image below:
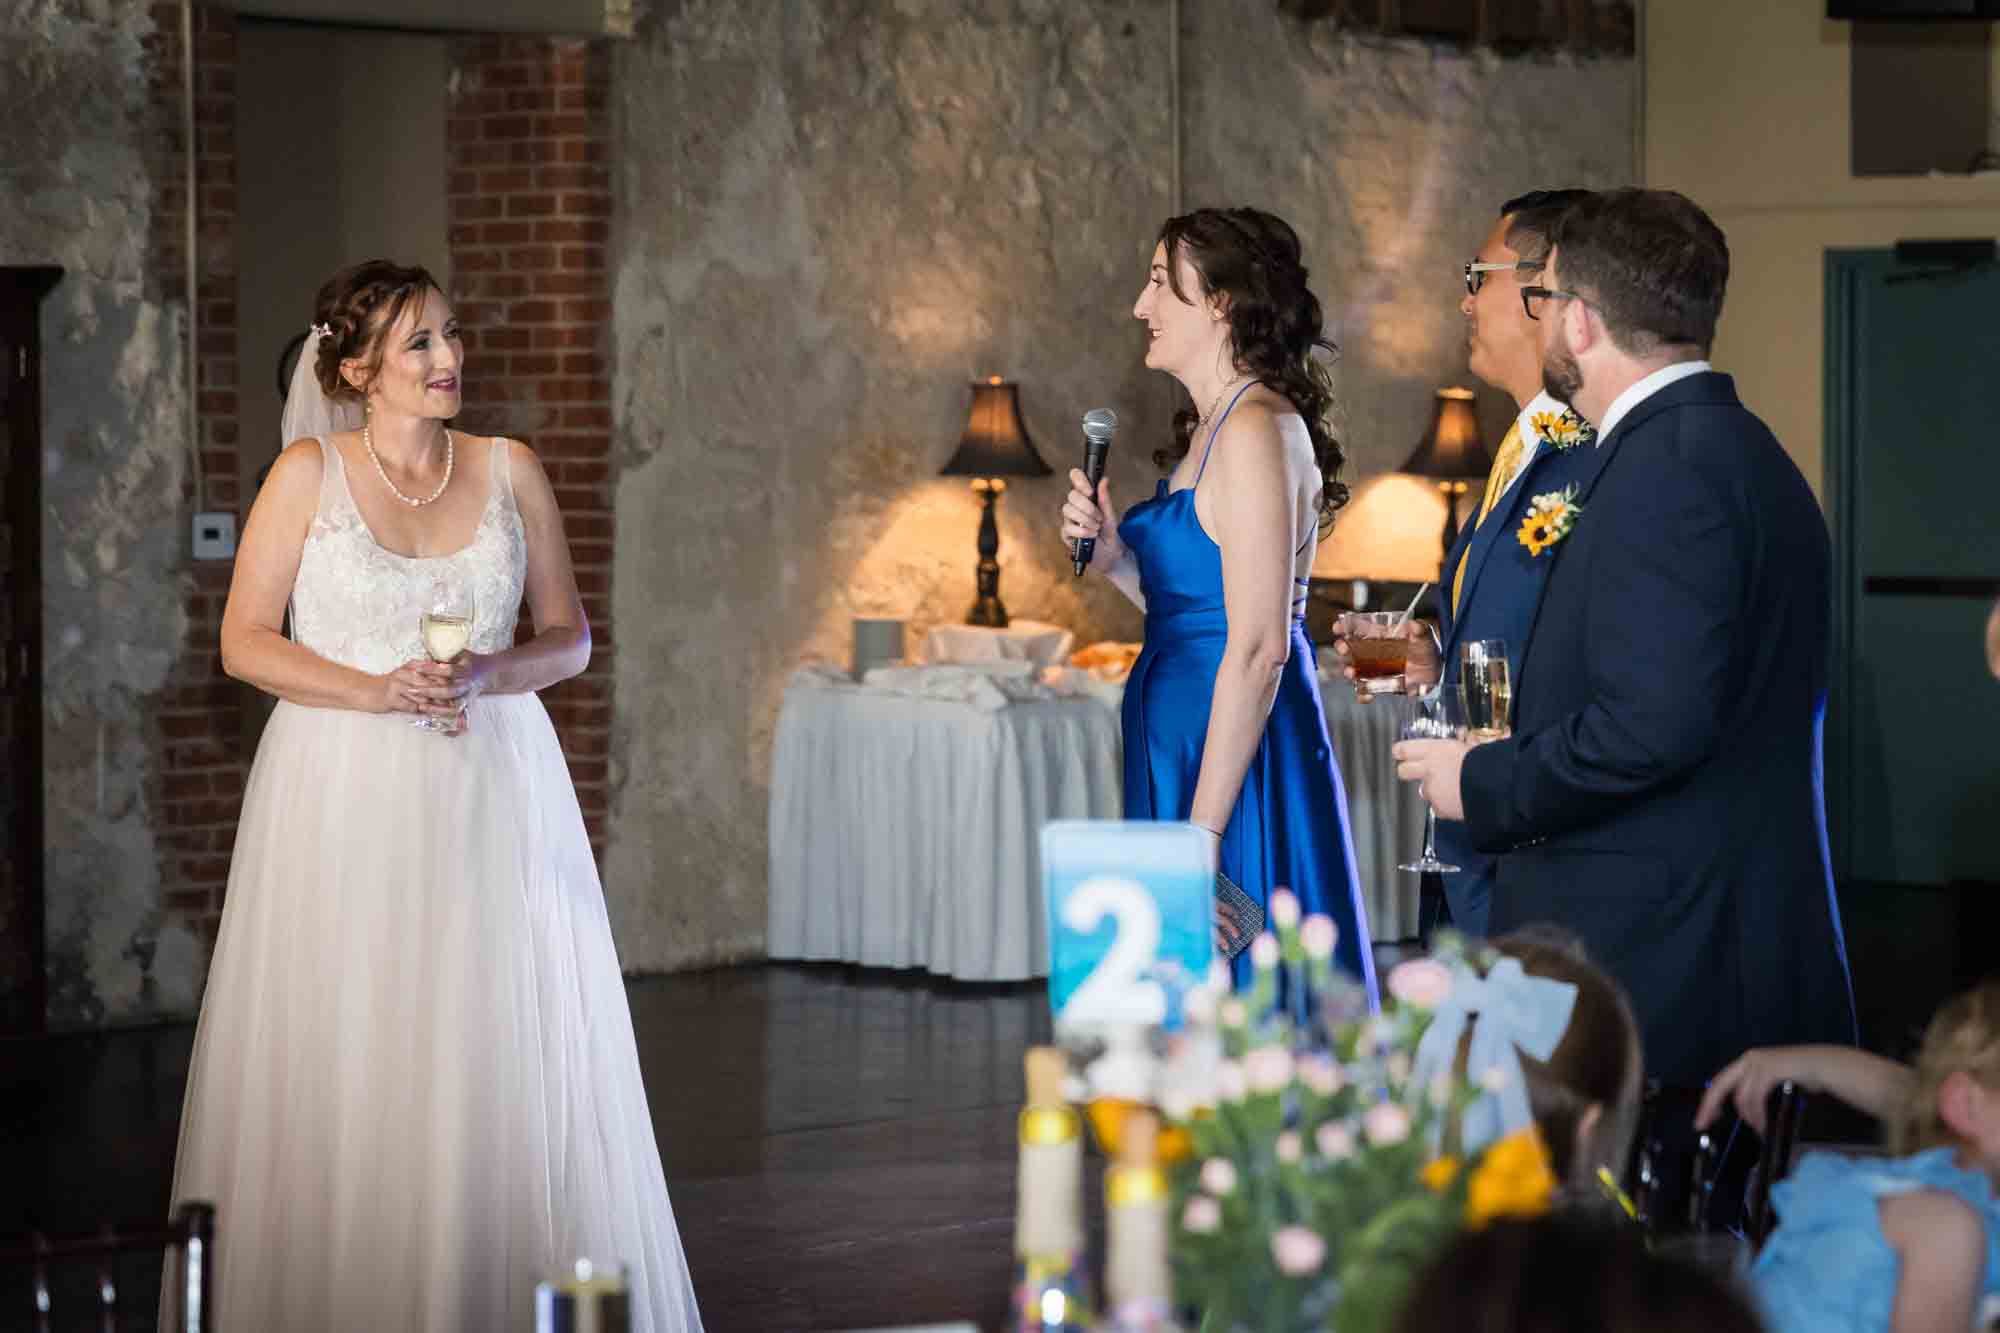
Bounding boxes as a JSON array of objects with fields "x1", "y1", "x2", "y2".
[{"x1": 1059, "y1": 468, "x2": 1125, "y2": 574}]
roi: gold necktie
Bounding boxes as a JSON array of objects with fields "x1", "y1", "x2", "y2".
[{"x1": 1452, "y1": 421, "x2": 1525, "y2": 616}]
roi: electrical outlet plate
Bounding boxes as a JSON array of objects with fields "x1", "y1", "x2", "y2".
[{"x1": 192, "y1": 511, "x2": 237, "y2": 561}]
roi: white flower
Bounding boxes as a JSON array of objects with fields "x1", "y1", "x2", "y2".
[
  {"x1": 1271, "y1": 1225, "x2": 1326, "y2": 1277},
  {"x1": 1218, "y1": 998, "x2": 1249, "y2": 1029},
  {"x1": 1182, "y1": 987, "x2": 1217, "y2": 1027},
  {"x1": 1200, "y1": 1158, "x2": 1238, "y2": 1196},
  {"x1": 1297, "y1": 1053, "x2": 1344, "y2": 1097},
  {"x1": 1182, "y1": 1195, "x2": 1222, "y2": 1234},
  {"x1": 1215, "y1": 1060, "x2": 1248, "y2": 1103},
  {"x1": 1480, "y1": 1065, "x2": 1510, "y2": 1094},
  {"x1": 1276, "y1": 1130, "x2": 1304, "y2": 1164},
  {"x1": 1300, "y1": 914, "x2": 1338, "y2": 960},
  {"x1": 1250, "y1": 932, "x2": 1280, "y2": 970},
  {"x1": 1386, "y1": 958, "x2": 1454, "y2": 1010},
  {"x1": 1363, "y1": 1100, "x2": 1412, "y2": 1146},
  {"x1": 1386, "y1": 1051, "x2": 1412, "y2": 1085},
  {"x1": 1269, "y1": 889, "x2": 1301, "y2": 930},
  {"x1": 1243, "y1": 1046, "x2": 1294, "y2": 1095},
  {"x1": 1428, "y1": 1072, "x2": 1453, "y2": 1109},
  {"x1": 1315, "y1": 1120, "x2": 1356, "y2": 1160}
]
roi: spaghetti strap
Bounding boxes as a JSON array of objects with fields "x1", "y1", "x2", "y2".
[{"x1": 1192, "y1": 380, "x2": 1258, "y2": 486}]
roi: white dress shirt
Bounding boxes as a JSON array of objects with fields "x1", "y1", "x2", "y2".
[
  {"x1": 1489, "y1": 389, "x2": 1567, "y2": 508},
  {"x1": 1594, "y1": 359, "x2": 1712, "y2": 443}
]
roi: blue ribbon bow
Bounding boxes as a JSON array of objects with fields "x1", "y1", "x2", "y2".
[{"x1": 1409, "y1": 957, "x2": 1579, "y2": 1155}]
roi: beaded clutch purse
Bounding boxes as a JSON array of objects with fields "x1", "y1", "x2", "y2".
[{"x1": 1213, "y1": 868, "x2": 1265, "y2": 961}]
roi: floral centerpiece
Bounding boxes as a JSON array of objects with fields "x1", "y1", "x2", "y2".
[{"x1": 1078, "y1": 893, "x2": 1560, "y2": 1333}]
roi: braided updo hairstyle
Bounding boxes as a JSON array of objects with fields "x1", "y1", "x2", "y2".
[
  {"x1": 311, "y1": 260, "x2": 445, "y2": 403},
  {"x1": 1152, "y1": 208, "x2": 1349, "y2": 526}
]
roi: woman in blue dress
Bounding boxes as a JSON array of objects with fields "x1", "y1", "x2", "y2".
[{"x1": 1059, "y1": 206, "x2": 1375, "y2": 998}]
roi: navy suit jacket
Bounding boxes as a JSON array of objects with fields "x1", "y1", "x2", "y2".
[
  {"x1": 1432, "y1": 421, "x2": 1604, "y2": 936},
  {"x1": 1456, "y1": 371, "x2": 1856, "y2": 1088}
]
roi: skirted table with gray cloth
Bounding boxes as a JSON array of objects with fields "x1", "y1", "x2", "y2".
[{"x1": 766, "y1": 662, "x2": 1424, "y2": 982}]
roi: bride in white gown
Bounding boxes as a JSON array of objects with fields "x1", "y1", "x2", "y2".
[{"x1": 164, "y1": 260, "x2": 702, "y2": 1331}]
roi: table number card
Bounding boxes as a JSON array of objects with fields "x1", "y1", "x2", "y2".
[{"x1": 1042, "y1": 820, "x2": 1215, "y2": 1035}]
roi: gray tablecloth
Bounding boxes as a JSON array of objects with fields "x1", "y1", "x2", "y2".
[{"x1": 765, "y1": 663, "x2": 1423, "y2": 981}]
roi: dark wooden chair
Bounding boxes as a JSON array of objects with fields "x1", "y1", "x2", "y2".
[
  {"x1": 2, "y1": 1200, "x2": 214, "y2": 1332},
  {"x1": 1744, "y1": 1079, "x2": 1806, "y2": 1247}
]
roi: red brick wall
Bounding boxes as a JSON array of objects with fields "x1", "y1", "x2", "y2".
[
  {"x1": 445, "y1": 37, "x2": 615, "y2": 857},
  {"x1": 145, "y1": 2, "x2": 244, "y2": 946}
]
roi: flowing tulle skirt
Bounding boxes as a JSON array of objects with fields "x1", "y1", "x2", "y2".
[{"x1": 164, "y1": 695, "x2": 701, "y2": 1332}]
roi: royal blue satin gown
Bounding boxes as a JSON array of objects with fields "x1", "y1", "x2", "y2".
[{"x1": 1116, "y1": 389, "x2": 1377, "y2": 997}]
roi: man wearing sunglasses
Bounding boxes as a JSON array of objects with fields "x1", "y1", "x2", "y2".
[
  {"x1": 1394, "y1": 189, "x2": 1857, "y2": 1098},
  {"x1": 1334, "y1": 189, "x2": 1594, "y2": 942}
]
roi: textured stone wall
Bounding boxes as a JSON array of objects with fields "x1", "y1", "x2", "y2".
[
  {"x1": 1, "y1": 1, "x2": 206, "y2": 1026},
  {"x1": 1180, "y1": 9, "x2": 1635, "y2": 477},
  {"x1": 602, "y1": 2, "x2": 1634, "y2": 970}
]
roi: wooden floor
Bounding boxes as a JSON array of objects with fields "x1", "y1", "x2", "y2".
[{"x1": 1, "y1": 963, "x2": 1061, "y2": 1333}]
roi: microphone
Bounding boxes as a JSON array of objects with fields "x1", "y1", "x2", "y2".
[{"x1": 1073, "y1": 408, "x2": 1118, "y2": 576}]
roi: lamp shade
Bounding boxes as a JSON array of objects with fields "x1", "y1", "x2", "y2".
[
  {"x1": 938, "y1": 377, "x2": 1052, "y2": 479},
  {"x1": 1310, "y1": 472, "x2": 1449, "y2": 582},
  {"x1": 1398, "y1": 386, "x2": 1491, "y2": 481}
]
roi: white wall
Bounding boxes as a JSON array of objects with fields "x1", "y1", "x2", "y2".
[{"x1": 1643, "y1": 0, "x2": 2000, "y2": 498}]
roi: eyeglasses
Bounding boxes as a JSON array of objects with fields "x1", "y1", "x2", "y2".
[
  {"x1": 1464, "y1": 258, "x2": 1540, "y2": 296},
  {"x1": 1519, "y1": 285, "x2": 1594, "y2": 321}
]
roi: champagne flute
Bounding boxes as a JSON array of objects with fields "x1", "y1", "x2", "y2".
[
  {"x1": 1398, "y1": 685, "x2": 1463, "y2": 875},
  {"x1": 1460, "y1": 638, "x2": 1512, "y2": 743},
  {"x1": 414, "y1": 579, "x2": 475, "y2": 732}
]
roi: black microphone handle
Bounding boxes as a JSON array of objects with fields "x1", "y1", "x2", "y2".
[{"x1": 1073, "y1": 435, "x2": 1111, "y2": 576}]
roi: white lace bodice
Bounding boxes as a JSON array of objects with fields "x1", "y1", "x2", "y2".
[{"x1": 291, "y1": 437, "x2": 528, "y2": 675}]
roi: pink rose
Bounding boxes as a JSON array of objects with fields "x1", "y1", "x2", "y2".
[
  {"x1": 1270, "y1": 1225, "x2": 1326, "y2": 1277},
  {"x1": 1250, "y1": 932, "x2": 1280, "y2": 970},
  {"x1": 1297, "y1": 1053, "x2": 1344, "y2": 1097},
  {"x1": 1243, "y1": 1046, "x2": 1294, "y2": 1095},
  {"x1": 1315, "y1": 1121, "x2": 1356, "y2": 1160},
  {"x1": 1387, "y1": 958, "x2": 1454, "y2": 1010},
  {"x1": 1363, "y1": 1100, "x2": 1412, "y2": 1146},
  {"x1": 1269, "y1": 889, "x2": 1301, "y2": 930},
  {"x1": 1215, "y1": 1060, "x2": 1248, "y2": 1103},
  {"x1": 1182, "y1": 1195, "x2": 1222, "y2": 1234},
  {"x1": 1299, "y1": 914, "x2": 1338, "y2": 960},
  {"x1": 1200, "y1": 1158, "x2": 1239, "y2": 1196},
  {"x1": 1275, "y1": 1130, "x2": 1303, "y2": 1164}
]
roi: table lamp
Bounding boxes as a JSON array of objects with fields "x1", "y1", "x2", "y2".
[
  {"x1": 1398, "y1": 386, "x2": 1492, "y2": 561},
  {"x1": 938, "y1": 377, "x2": 1052, "y2": 627}
]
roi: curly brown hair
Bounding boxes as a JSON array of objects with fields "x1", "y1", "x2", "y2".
[
  {"x1": 311, "y1": 260, "x2": 445, "y2": 403},
  {"x1": 1151, "y1": 208, "x2": 1349, "y2": 528}
]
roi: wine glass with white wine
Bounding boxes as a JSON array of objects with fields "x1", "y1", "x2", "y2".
[
  {"x1": 1459, "y1": 638, "x2": 1512, "y2": 742},
  {"x1": 414, "y1": 578, "x2": 475, "y2": 732}
]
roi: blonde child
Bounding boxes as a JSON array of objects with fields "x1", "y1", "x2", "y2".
[{"x1": 1704, "y1": 980, "x2": 2000, "y2": 1333}]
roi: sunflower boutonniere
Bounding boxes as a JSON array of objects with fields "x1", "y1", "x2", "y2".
[
  {"x1": 1518, "y1": 485, "x2": 1582, "y2": 557},
  {"x1": 1527, "y1": 407, "x2": 1594, "y2": 452}
]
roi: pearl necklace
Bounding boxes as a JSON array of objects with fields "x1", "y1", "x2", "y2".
[{"x1": 362, "y1": 420, "x2": 453, "y2": 507}]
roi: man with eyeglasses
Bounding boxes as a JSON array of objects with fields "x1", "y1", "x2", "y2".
[
  {"x1": 1335, "y1": 189, "x2": 1595, "y2": 942},
  {"x1": 1393, "y1": 189, "x2": 1857, "y2": 1100}
]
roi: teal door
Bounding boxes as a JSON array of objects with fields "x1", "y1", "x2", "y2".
[{"x1": 1826, "y1": 249, "x2": 2000, "y2": 886}]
